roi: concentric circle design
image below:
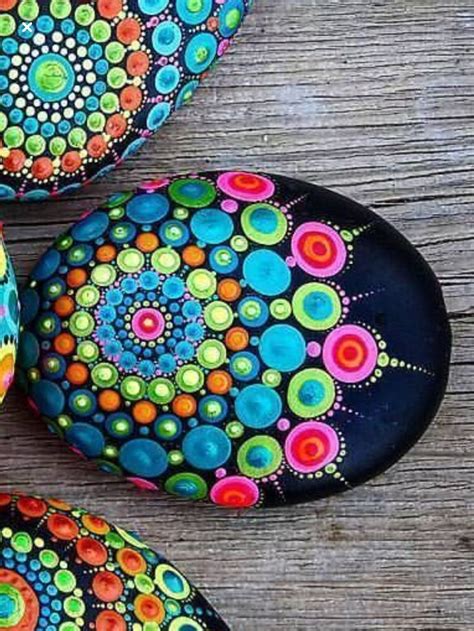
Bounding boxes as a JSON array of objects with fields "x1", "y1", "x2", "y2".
[
  {"x1": 0, "y1": 230, "x2": 19, "y2": 404},
  {"x1": 0, "y1": 492, "x2": 229, "y2": 630},
  {"x1": 0, "y1": 1, "x2": 251, "y2": 200},
  {"x1": 18, "y1": 171, "x2": 451, "y2": 507}
]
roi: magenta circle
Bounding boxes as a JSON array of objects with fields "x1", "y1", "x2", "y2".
[
  {"x1": 322, "y1": 324, "x2": 378, "y2": 383},
  {"x1": 210, "y1": 476, "x2": 260, "y2": 508},
  {"x1": 216, "y1": 171, "x2": 275, "y2": 202},
  {"x1": 131, "y1": 308, "x2": 165, "y2": 341},
  {"x1": 291, "y1": 222, "x2": 347, "y2": 277},
  {"x1": 285, "y1": 421, "x2": 340, "y2": 474}
]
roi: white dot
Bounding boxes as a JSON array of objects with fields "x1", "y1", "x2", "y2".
[
  {"x1": 38, "y1": 111, "x2": 48, "y2": 122},
  {"x1": 10, "y1": 84, "x2": 20, "y2": 95},
  {"x1": 15, "y1": 97, "x2": 26, "y2": 108},
  {"x1": 86, "y1": 72, "x2": 96, "y2": 84},
  {"x1": 33, "y1": 34, "x2": 46, "y2": 46},
  {"x1": 19, "y1": 43, "x2": 31, "y2": 55},
  {"x1": 64, "y1": 108, "x2": 74, "y2": 119},
  {"x1": 51, "y1": 112, "x2": 61, "y2": 123},
  {"x1": 83, "y1": 59, "x2": 93, "y2": 71},
  {"x1": 52, "y1": 32, "x2": 63, "y2": 44}
]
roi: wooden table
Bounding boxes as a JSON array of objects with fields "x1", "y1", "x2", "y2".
[{"x1": 1, "y1": 1, "x2": 472, "y2": 628}]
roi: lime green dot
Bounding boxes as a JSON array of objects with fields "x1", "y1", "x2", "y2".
[
  {"x1": 105, "y1": 42, "x2": 126, "y2": 64},
  {"x1": 117, "y1": 248, "x2": 144, "y2": 273},
  {"x1": 70, "y1": 312, "x2": 95, "y2": 337},
  {"x1": 50, "y1": 137, "x2": 67, "y2": 156},
  {"x1": 55, "y1": 569, "x2": 77, "y2": 593},
  {"x1": 107, "y1": 67, "x2": 127, "y2": 89},
  {"x1": 4, "y1": 127, "x2": 25, "y2": 149},
  {"x1": 87, "y1": 112, "x2": 106, "y2": 132},
  {"x1": 11, "y1": 532, "x2": 33, "y2": 553},
  {"x1": 151, "y1": 248, "x2": 180, "y2": 275},
  {"x1": 25, "y1": 134, "x2": 46, "y2": 156},
  {"x1": 135, "y1": 574, "x2": 154, "y2": 594},
  {"x1": 74, "y1": 5, "x2": 95, "y2": 26},
  {"x1": 40, "y1": 549, "x2": 60, "y2": 569},
  {"x1": 92, "y1": 363, "x2": 119, "y2": 388},
  {"x1": 197, "y1": 340, "x2": 226, "y2": 369},
  {"x1": 226, "y1": 421, "x2": 244, "y2": 438},
  {"x1": 68, "y1": 128, "x2": 87, "y2": 149},
  {"x1": 186, "y1": 268, "x2": 216, "y2": 299},
  {"x1": 18, "y1": 0, "x2": 40, "y2": 20},
  {"x1": 51, "y1": 0, "x2": 72, "y2": 19},
  {"x1": 120, "y1": 376, "x2": 146, "y2": 401},
  {"x1": 64, "y1": 596, "x2": 85, "y2": 618},
  {"x1": 77, "y1": 341, "x2": 99, "y2": 363},
  {"x1": 100, "y1": 92, "x2": 119, "y2": 114},
  {"x1": 91, "y1": 20, "x2": 111, "y2": 43},
  {"x1": 176, "y1": 365, "x2": 204, "y2": 393},
  {"x1": 76, "y1": 285, "x2": 100, "y2": 308},
  {"x1": 148, "y1": 378, "x2": 175, "y2": 404},
  {"x1": 0, "y1": 113, "x2": 8, "y2": 133},
  {"x1": 91, "y1": 264, "x2": 116, "y2": 286},
  {"x1": 204, "y1": 301, "x2": 234, "y2": 331},
  {"x1": 0, "y1": 14, "x2": 16, "y2": 36}
]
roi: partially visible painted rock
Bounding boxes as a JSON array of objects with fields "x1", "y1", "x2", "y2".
[
  {"x1": 0, "y1": 226, "x2": 19, "y2": 403},
  {"x1": 0, "y1": 0, "x2": 252, "y2": 200},
  {"x1": 18, "y1": 171, "x2": 451, "y2": 507},
  {"x1": 0, "y1": 491, "x2": 229, "y2": 630}
]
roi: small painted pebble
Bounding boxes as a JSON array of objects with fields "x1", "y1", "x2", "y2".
[
  {"x1": 17, "y1": 171, "x2": 451, "y2": 507},
  {"x1": 0, "y1": 491, "x2": 229, "y2": 630},
  {"x1": 0, "y1": 0, "x2": 252, "y2": 200},
  {"x1": 0, "y1": 226, "x2": 19, "y2": 404}
]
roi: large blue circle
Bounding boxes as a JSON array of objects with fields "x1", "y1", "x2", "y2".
[
  {"x1": 177, "y1": 0, "x2": 213, "y2": 25},
  {"x1": 259, "y1": 324, "x2": 306, "y2": 372},
  {"x1": 28, "y1": 53, "x2": 74, "y2": 102},
  {"x1": 235, "y1": 384, "x2": 282, "y2": 429},
  {"x1": 152, "y1": 21, "x2": 182, "y2": 56},
  {"x1": 119, "y1": 439, "x2": 168, "y2": 478},
  {"x1": 190, "y1": 208, "x2": 234, "y2": 244},
  {"x1": 66, "y1": 423, "x2": 105, "y2": 458},
  {"x1": 243, "y1": 250, "x2": 291, "y2": 296},
  {"x1": 184, "y1": 33, "x2": 217, "y2": 74},
  {"x1": 182, "y1": 426, "x2": 231, "y2": 470},
  {"x1": 126, "y1": 193, "x2": 170, "y2": 223}
]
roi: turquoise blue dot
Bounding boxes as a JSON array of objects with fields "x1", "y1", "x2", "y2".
[
  {"x1": 243, "y1": 249, "x2": 291, "y2": 296},
  {"x1": 152, "y1": 21, "x2": 182, "y2": 56},
  {"x1": 184, "y1": 33, "x2": 217, "y2": 74},
  {"x1": 155, "y1": 64, "x2": 181, "y2": 95},
  {"x1": 190, "y1": 208, "x2": 233, "y2": 244},
  {"x1": 119, "y1": 439, "x2": 168, "y2": 478},
  {"x1": 177, "y1": 0, "x2": 212, "y2": 25},
  {"x1": 259, "y1": 324, "x2": 306, "y2": 372},
  {"x1": 147, "y1": 102, "x2": 171, "y2": 131},
  {"x1": 235, "y1": 384, "x2": 282, "y2": 429},
  {"x1": 126, "y1": 193, "x2": 170, "y2": 223},
  {"x1": 66, "y1": 423, "x2": 105, "y2": 458},
  {"x1": 182, "y1": 426, "x2": 231, "y2": 470},
  {"x1": 139, "y1": 0, "x2": 170, "y2": 14},
  {"x1": 71, "y1": 211, "x2": 110, "y2": 242}
]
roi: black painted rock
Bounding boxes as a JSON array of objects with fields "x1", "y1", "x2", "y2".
[
  {"x1": 17, "y1": 171, "x2": 451, "y2": 507},
  {"x1": 0, "y1": 0, "x2": 251, "y2": 200},
  {"x1": 0, "y1": 227, "x2": 19, "y2": 404},
  {"x1": 0, "y1": 491, "x2": 229, "y2": 630}
]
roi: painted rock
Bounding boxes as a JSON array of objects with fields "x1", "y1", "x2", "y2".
[
  {"x1": 17, "y1": 171, "x2": 451, "y2": 508},
  {"x1": 0, "y1": 1, "x2": 251, "y2": 201},
  {"x1": 0, "y1": 226, "x2": 19, "y2": 404},
  {"x1": 0, "y1": 492, "x2": 229, "y2": 630}
]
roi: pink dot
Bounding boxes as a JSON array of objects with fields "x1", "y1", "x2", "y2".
[
  {"x1": 307, "y1": 341, "x2": 322, "y2": 358},
  {"x1": 277, "y1": 418, "x2": 291, "y2": 431},
  {"x1": 221, "y1": 199, "x2": 239, "y2": 213},
  {"x1": 215, "y1": 468, "x2": 227, "y2": 479},
  {"x1": 132, "y1": 308, "x2": 165, "y2": 341}
]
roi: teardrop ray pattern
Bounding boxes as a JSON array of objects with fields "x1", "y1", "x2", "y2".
[
  {"x1": 0, "y1": 227, "x2": 19, "y2": 404},
  {"x1": 0, "y1": 491, "x2": 229, "y2": 630},
  {"x1": 17, "y1": 171, "x2": 451, "y2": 507},
  {"x1": 0, "y1": 0, "x2": 252, "y2": 200}
]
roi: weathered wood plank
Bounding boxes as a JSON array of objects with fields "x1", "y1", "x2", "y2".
[{"x1": 1, "y1": 1, "x2": 473, "y2": 629}]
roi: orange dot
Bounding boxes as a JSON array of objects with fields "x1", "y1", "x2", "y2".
[
  {"x1": 87, "y1": 135, "x2": 107, "y2": 159},
  {"x1": 116, "y1": 548, "x2": 146, "y2": 576},
  {"x1": 76, "y1": 536, "x2": 108, "y2": 566},
  {"x1": 120, "y1": 85, "x2": 143, "y2": 111},
  {"x1": 136, "y1": 232, "x2": 159, "y2": 252},
  {"x1": 97, "y1": 0, "x2": 123, "y2": 19},
  {"x1": 106, "y1": 114, "x2": 127, "y2": 138},
  {"x1": 132, "y1": 401, "x2": 157, "y2": 425},
  {"x1": 0, "y1": 494, "x2": 11, "y2": 507},
  {"x1": 53, "y1": 332, "x2": 76, "y2": 355},
  {"x1": 207, "y1": 370, "x2": 233, "y2": 395},
  {"x1": 17, "y1": 496, "x2": 47, "y2": 518},
  {"x1": 0, "y1": 1, "x2": 18, "y2": 10},
  {"x1": 53, "y1": 295, "x2": 75, "y2": 317},
  {"x1": 47, "y1": 498, "x2": 71, "y2": 511},
  {"x1": 32, "y1": 157, "x2": 53, "y2": 180},
  {"x1": 61, "y1": 151, "x2": 82, "y2": 173},
  {"x1": 66, "y1": 362, "x2": 89, "y2": 386},
  {"x1": 47, "y1": 514, "x2": 79, "y2": 541},
  {"x1": 98, "y1": 389, "x2": 121, "y2": 412},
  {"x1": 225, "y1": 327, "x2": 249, "y2": 351},
  {"x1": 3, "y1": 149, "x2": 25, "y2": 173},
  {"x1": 93, "y1": 571, "x2": 124, "y2": 603},
  {"x1": 218, "y1": 278, "x2": 242, "y2": 302},
  {"x1": 82, "y1": 514, "x2": 110, "y2": 535},
  {"x1": 117, "y1": 17, "x2": 141, "y2": 44},
  {"x1": 134, "y1": 594, "x2": 165, "y2": 624},
  {"x1": 182, "y1": 245, "x2": 205, "y2": 267},
  {"x1": 172, "y1": 394, "x2": 197, "y2": 418},
  {"x1": 96, "y1": 611, "x2": 126, "y2": 631},
  {"x1": 126, "y1": 51, "x2": 150, "y2": 76},
  {"x1": 67, "y1": 268, "x2": 87, "y2": 289},
  {"x1": 96, "y1": 244, "x2": 117, "y2": 263},
  {"x1": 207, "y1": 16, "x2": 218, "y2": 31}
]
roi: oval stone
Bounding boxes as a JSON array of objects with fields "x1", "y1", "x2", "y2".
[
  {"x1": 0, "y1": 491, "x2": 229, "y2": 630},
  {"x1": 0, "y1": 227, "x2": 19, "y2": 404},
  {"x1": 0, "y1": 1, "x2": 252, "y2": 201},
  {"x1": 17, "y1": 171, "x2": 451, "y2": 507}
]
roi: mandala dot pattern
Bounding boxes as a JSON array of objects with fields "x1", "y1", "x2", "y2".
[
  {"x1": 0, "y1": 226, "x2": 19, "y2": 404},
  {"x1": 0, "y1": 0, "x2": 251, "y2": 200},
  {"x1": 0, "y1": 491, "x2": 229, "y2": 630},
  {"x1": 18, "y1": 171, "x2": 451, "y2": 507}
]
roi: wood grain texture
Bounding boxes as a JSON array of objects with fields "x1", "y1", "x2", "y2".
[{"x1": 0, "y1": 1, "x2": 473, "y2": 629}]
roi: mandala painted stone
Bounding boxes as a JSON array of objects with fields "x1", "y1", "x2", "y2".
[
  {"x1": 0, "y1": 0, "x2": 251, "y2": 201},
  {"x1": 0, "y1": 226, "x2": 19, "y2": 404},
  {"x1": 0, "y1": 492, "x2": 229, "y2": 630},
  {"x1": 17, "y1": 172, "x2": 451, "y2": 507}
]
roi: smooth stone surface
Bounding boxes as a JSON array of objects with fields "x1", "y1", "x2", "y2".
[
  {"x1": 0, "y1": 491, "x2": 229, "y2": 630},
  {"x1": 0, "y1": 0, "x2": 251, "y2": 201},
  {"x1": 0, "y1": 228, "x2": 19, "y2": 404},
  {"x1": 17, "y1": 171, "x2": 451, "y2": 508}
]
